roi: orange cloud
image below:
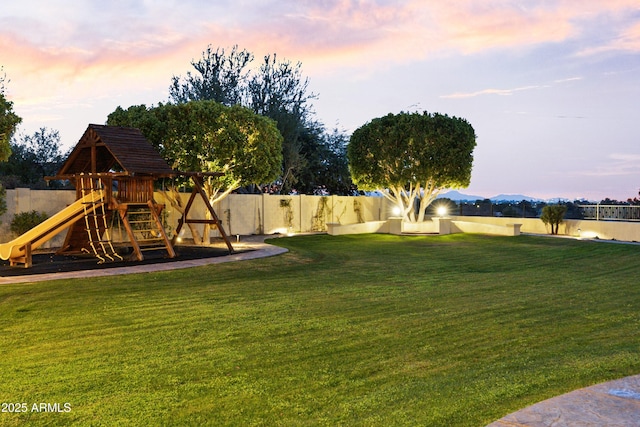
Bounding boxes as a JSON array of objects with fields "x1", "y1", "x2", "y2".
[
  {"x1": 214, "y1": 0, "x2": 640, "y2": 73},
  {"x1": 2, "y1": 1, "x2": 639, "y2": 114},
  {"x1": 4, "y1": 1, "x2": 639, "y2": 82}
]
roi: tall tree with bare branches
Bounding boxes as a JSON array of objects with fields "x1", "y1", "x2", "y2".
[{"x1": 0, "y1": 68, "x2": 22, "y2": 161}]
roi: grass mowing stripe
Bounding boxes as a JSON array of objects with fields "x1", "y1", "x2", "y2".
[{"x1": 0, "y1": 234, "x2": 638, "y2": 426}]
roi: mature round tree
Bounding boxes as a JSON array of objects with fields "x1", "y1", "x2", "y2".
[
  {"x1": 108, "y1": 100, "x2": 282, "y2": 243},
  {"x1": 109, "y1": 100, "x2": 282, "y2": 196},
  {"x1": 348, "y1": 112, "x2": 476, "y2": 222}
]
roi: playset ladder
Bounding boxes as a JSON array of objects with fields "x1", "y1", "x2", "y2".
[{"x1": 115, "y1": 200, "x2": 176, "y2": 262}]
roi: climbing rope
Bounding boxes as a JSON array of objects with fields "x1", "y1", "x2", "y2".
[
  {"x1": 96, "y1": 178, "x2": 123, "y2": 261},
  {"x1": 79, "y1": 174, "x2": 122, "y2": 263},
  {"x1": 80, "y1": 174, "x2": 106, "y2": 263}
]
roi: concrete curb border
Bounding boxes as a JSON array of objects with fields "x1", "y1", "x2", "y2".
[{"x1": 0, "y1": 237, "x2": 287, "y2": 285}]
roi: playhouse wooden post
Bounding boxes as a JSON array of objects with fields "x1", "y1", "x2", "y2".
[
  {"x1": 172, "y1": 185, "x2": 199, "y2": 245},
  {"x1": 118, "y1": 207, "x2": 144, "y2": 261},
  {"x1": 191, "y1": 176, "x2": 234, "y2": 253},
  {"x1": 147, "y1": 200, "x2": 176, "y2": 258},
  {"x1": 172, "y1": 174, "x2": 234, "y2": 254},
  {"x1": 11, "y1": 242, "x2": 33, "y2": 268}
]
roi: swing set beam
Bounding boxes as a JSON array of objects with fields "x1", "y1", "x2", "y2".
[{"x1": 172, "y1": 172, "x2": 234, "y2": 254}]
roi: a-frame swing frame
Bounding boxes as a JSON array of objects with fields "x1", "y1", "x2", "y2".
[{"x1": 172, "y1": 172, "x2": 234, "y2": 254}]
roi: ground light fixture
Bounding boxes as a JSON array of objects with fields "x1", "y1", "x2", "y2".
[
  {"x1": 577, "y1": 228, "x2": 599, "y2": 239},
  {"x1": 436, "y1": 205, "x2": 448, "y2": 217}
]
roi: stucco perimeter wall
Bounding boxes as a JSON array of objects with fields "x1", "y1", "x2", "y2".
[
  {"x1": 327, "y1": 221, "x2": 390, "y2": 236},
  {"x1": 2, "y1": 189, "x2": 639, "y2": 247},
  {"x1": 0, "y1": 189, "x2": 76, "y2": 248},
  {"x1": 450, "y1": 216, "x2": 546, "y2": 235},
  {"x1": 450, "y1": 216, "x2": 640, "y2": 242},
  {"x1": 209, "y1": 194, "x2": 391, "y2": 236},
  {"x1": 0, "y1": 189, "x2": 392, "y2": 246},
  {"x1": 160, "y1": 193, "x2": 391, "y2": 237}
]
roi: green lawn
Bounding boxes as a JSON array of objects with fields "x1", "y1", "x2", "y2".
[{"x1": 0, "y1": 234, "x2": 639, "y2": 426}]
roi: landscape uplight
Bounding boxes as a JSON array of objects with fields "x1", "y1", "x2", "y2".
[
  {"x1": 578, "y1": 229, "x2": 599, "y2": 239},
  {"x1": 436, "y1": 206, "x2": 448, "y2": 217}
]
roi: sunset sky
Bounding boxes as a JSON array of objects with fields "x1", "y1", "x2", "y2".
[{"x1": 1, "y1": 1, "x2": 639, "y2": 200}]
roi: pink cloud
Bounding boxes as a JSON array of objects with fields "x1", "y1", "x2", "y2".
[
  {"x1": 220, "y1": 0, "x2": 640, "y2": 72},
  {"x1": 443, "y1": 5, "x2": 574, "y2": 51},
  {"x1": 4, "y1": 1, "x2": 640, "y2": 81},
  {"x1": 2, "y1": 1, "x2": 640, "y2": 110}
]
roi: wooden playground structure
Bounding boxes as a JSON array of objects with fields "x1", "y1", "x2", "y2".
[{"x1": 0, "y1": 124, "x2": 233, "y2": 268}]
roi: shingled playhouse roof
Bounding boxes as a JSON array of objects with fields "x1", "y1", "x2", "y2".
[{"x1": 56, "y1": 124, "x2": 175, "y2": 177}]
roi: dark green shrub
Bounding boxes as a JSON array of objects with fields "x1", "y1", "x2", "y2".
[
  {"x1": 501, "y1": 205, "x2": 519, "y2": 218},
  {"x1": 540, "y1": 204, "x2": 567, "y2": 235},
  {"x1": 10, "y1": 210, "x2": 49, "y2": 236}
]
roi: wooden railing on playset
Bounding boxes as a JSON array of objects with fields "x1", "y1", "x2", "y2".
[
  {"x1": 115, "y1": 177, "x2": 155, "y2": 204},
  {"x1": 72, "y1": 173, "x2": 155, "y2": 207}
]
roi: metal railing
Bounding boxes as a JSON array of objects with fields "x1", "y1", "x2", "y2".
[{"x1": 579, "y1": 204, "x2": 640, "y2": 221}]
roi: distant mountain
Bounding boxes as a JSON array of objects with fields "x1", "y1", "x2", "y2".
[
  {"x1": 437, "y1": 191, "x2": 542, "y2": 202},
  {"x1": 489, "y1": 194, "x2": 542, "y2": 202},
  {"x1": 437, "y1": 190, "x2": 486, "y2": 201}
]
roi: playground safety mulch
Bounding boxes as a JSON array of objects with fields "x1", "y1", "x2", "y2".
[{"x1": 0, "y1": 244, "x2": 250, "y2": 277}]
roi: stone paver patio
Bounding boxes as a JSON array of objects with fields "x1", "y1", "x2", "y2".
[{"x1": 487, "y1": 374, "x2": 640, "y2": 426}]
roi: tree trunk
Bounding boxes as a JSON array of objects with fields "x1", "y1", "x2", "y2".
[
  {"x1": 417, "y1": 185, "x2": 440, "y2": 223},
  {"x1": 379, "y1": 184, "x2": 422, "y2": 222}
]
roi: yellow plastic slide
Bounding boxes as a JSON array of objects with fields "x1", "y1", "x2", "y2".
[{"x1": 0, "y1": 191, "x2": 104, "y2": 263}]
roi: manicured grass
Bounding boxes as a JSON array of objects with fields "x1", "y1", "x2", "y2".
[{"x1": 0, "y1": 234, "x2": 639, "y2": 426}]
